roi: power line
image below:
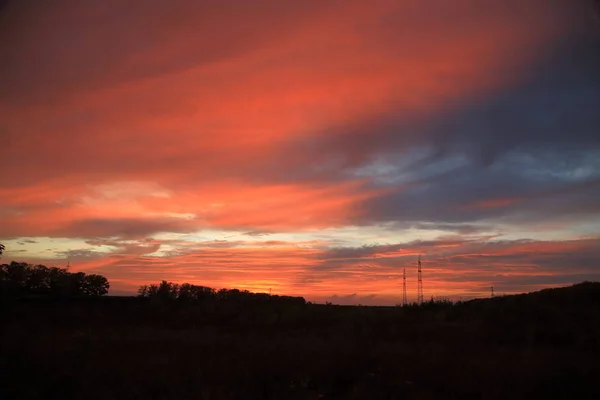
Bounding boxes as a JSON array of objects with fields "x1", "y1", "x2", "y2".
[
  {"x1": 402, "y1": 268, "x2": 407, "y2": 306},
  {"x1": 417, "y1": 255, "x2": 423, "y2": 304}
]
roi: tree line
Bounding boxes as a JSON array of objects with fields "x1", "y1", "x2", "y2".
[
  {"x1": 0, "y1": 261, "x2": 109, "y2": 298},
  {"x1": 138, "y1": 280, "x2": 306, "y2": 306}
]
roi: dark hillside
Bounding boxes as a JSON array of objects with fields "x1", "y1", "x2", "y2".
[{"x1": 1, "y1": 282, "x2": 600, "y2": 399}]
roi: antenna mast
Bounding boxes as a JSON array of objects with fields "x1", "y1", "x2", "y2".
[
  {"x1": 417, "y1": 255, "x2": 423, "y2": 304},
  {"x1": 402, "y1": 268, "x2": 407, "y2": 306}
]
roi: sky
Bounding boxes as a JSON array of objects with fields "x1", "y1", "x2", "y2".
[{"x1": 1, "y1": 0, "x2": 599, "y2": 305}]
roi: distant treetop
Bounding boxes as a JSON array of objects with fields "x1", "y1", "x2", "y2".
[{"x1": 137, "y1": 280, "x2": 306, "y2": 305}]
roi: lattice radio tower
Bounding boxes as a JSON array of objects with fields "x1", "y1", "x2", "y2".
[
  {"x1": 417, "y1": 255, "x2": 423, "y2": 304},
  {"x1": 402, "y1": 268, "x2": 407, "y2": 306}
]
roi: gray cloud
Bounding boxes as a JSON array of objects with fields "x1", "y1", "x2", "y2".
[
  {"x1": 273, "y1": 31, "x2": 600, "y2": 227},
  {"x1": 243, "y1": 231, "x2": 272, "y2": 237},
  {"x1": 55, "y1": 249, "x2": 107, "y2": 260},
  {"x1": 62, "y1": 217, "x2": 197, "y2": 239},
  {"x1": 315, "y1": 236, "x2": 600, "y2": 274}
]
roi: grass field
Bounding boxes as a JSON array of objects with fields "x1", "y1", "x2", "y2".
[{"x1": 2, "y1": 283, "x2": 600, "y2": 399}]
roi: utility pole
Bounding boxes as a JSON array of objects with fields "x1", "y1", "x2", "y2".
[
  {"x1": 491, "y1": 286, "x2": 494, "y2": 298},
  {"x1": 417, "y1": 255, "x2": 423, "y2": 304},
  {"x1": 402, "y1": 268, "x2": 407, "y2": 306}
]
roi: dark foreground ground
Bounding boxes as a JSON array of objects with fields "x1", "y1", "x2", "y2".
[{"x1": 2, "y1": 282, "x2": 600, "y2": 400}]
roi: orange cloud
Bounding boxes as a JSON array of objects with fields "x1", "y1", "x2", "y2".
[{"x1": 0, "y1": 179, "x2": 395, "y2": 238}]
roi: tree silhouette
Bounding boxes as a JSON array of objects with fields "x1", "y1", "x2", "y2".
[
  {"x1": 82, "y1": 274, "x2": 110, "y2": 296},
  {"x1": 147, "y1": 284, "x2": 159, "y2": 297},
  {"x1": 26, "y1": 264, "x2": 50, "y2": 294},
  {"x1": 156, "y1": 280, "x2": 177, "y2": 300},
  {"x1": 0, "y1": 261, "x2": 110, "y2": 297},
  {"x1": 0, "y1": 243, "x2": 5, "y2": 257},
  {"x1": 137, "y1": 285, "x2": 149, "y2": 297},
  {"x1": 137, "y1": 280, "x2": 305, "y2": 308}
]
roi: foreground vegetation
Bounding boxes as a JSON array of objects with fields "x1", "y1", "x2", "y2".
[{"x1": 1, "y1": 280, "x2": 600, "y2": 399}]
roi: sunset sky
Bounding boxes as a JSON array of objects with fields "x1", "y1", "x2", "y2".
[{"x1": 1, "y1": 0, "x2": 599, "y2": 305}]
